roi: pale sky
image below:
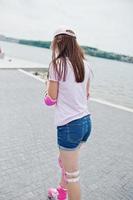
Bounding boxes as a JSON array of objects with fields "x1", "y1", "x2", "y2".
[{"x1": 0, "y1": 0, "x2": 133, "y2": 55}]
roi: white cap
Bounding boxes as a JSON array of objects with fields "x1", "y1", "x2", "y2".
[{"x1": 53, "y1": 26, "x2": 76, "y2": 38}]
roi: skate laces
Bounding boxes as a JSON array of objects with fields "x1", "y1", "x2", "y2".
[
  {"x1": 57, "y1": 185, "x2": 68, "y2": 200},
  {"x1": 57, "y1": 185, "x2": 68, "y2": 192}
]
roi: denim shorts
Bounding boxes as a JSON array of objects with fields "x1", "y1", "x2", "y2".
[{"x1": 57, "y1": 114, "x2": 92, "y2": 151}]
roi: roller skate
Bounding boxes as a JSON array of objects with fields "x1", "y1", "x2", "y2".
[
  {"x1": 47, "y1": 157, "x2": 68, "y2": 200},
  {"x1": 48, "y1": 184, "x2": 68, "y2": 200}
]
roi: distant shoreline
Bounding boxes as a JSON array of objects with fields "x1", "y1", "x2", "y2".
[{"x1": 0, "y1": 35, "x2": 133, "y2": 64}]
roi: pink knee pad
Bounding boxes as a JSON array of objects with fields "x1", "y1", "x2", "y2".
[{"x1": 58, "y1": 157, "x2": 80, "y2": 184}]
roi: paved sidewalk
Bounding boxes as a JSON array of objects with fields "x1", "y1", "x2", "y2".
[
  {"x1": 0, "y1": 69, "x2": 133, "y2": 200},
  {"x1": 0, "y1": 57, "x2": 46, "y2": 69}
]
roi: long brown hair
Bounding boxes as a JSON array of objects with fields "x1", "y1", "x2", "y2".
[{"x1": 49, "y1": 31, "x2": 86, "y2": 82}]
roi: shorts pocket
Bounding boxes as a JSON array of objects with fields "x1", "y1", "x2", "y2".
[
  {"x1": 57, "y1": 126, "x2": 68, "y2": 146},
  {"x1": 66, "y1": 124, "x2": 83, "y2": 144}
]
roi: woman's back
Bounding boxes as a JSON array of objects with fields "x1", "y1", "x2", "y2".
[{"x1": 48, "y1": 57, "x2": 91, "y2": 126}]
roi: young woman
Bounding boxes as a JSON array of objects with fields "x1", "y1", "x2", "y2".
[{"x1": 44, "y1": 26, "x2": 92, "y2": 200}]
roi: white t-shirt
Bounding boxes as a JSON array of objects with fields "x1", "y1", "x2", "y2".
[{"x1": 48, "y1": 57, "x2": 91, "y2": 127}]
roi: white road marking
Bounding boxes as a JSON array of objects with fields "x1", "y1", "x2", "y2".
[{"x1": 90, "y1": 98, "x2": 133, "y2": 113}]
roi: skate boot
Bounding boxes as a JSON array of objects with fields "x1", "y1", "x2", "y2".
[
  {"x1": 48, "y1": 157, "x2": 68, "y2": 199},
  {"x1": 48, "y1": 184, "x2": 68, "y2": 200}
]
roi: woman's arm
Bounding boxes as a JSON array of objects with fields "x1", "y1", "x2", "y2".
[
  {"x1": 47, "y1": 80, "x2": 59, "y2": 100},
  {"x1": 44, "y1": 61, "x2": 60, "y2": 105},
  {"x1": 86, "y1": 78, "x2": 90, "y2": 100},
  {"x1": 44, "y1": 80, "x2": 59, "y2": 106}
]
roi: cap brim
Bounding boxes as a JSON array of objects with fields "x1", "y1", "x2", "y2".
[{"x1": 53, "y1": 31, "x2": 76, "y2": 38}]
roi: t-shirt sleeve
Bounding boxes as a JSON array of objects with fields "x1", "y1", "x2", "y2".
[{"x1": 48, "y1": 63, "x2": 59, "y2": 82}]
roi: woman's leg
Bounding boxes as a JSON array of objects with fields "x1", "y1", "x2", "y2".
[
  {"x1": 59, "y1": 148, "x2": 81, "y2": 200},
  {"x1": 58, "y1": 144, "x2": 84, "y2": 190},
  {"x1": 58, "y1": 154, "x2": 68, "y2": 189}
]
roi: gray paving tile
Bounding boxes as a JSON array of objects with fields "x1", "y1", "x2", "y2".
[{"x1": 0, "y1": 69, "x2": 133, "y2": 200}]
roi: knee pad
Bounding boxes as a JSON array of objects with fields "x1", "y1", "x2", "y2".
[
  {"x1": 43, "y1": 92, "x2": 57, "y2": 106},
  {"x1": 58, "y1": 157, "x2": 80, "y2": 183},
  {"x1": 64, "y1": 170, "x2": 80, "y2": 183}
]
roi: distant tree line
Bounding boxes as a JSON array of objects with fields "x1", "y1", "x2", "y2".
[
  {"x1": 19, "y1": 39, "x2": 51, "y2": 49},
  {"x1": 18, "y1": 39, "x2": 133, "y2": 63},
  {"x1": 81, "y1": 46, "x2": 133, "y2": 63}
]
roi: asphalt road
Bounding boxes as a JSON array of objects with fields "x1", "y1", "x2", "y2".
[{"x1": 0, "y1": 69, "x2": 133, "y2": 200}]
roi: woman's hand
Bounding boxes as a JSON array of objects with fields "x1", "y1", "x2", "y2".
[
  {"x1": 87, "y1": 92, "x2": 90, "y2": 100},
  {"x1": 86, "y1": 78, "x2": 90, "y2": 100}
]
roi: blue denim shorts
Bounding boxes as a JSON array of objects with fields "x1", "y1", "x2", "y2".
[{"x1": 57, "y1": 114, "x2": 92, "y2": 151}]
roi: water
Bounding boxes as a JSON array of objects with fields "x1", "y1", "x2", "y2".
[{"x1": 0, "y1": 41, "x2": 133, "y2": 108}]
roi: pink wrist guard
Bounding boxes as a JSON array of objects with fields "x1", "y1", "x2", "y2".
[{"x1": 43, "y1": 93, "x2": 57, "y2": 106}]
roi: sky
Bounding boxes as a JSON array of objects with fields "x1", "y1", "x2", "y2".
[{"x1": 0, "y1": 0, "x2": 133, "y2": 55}]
